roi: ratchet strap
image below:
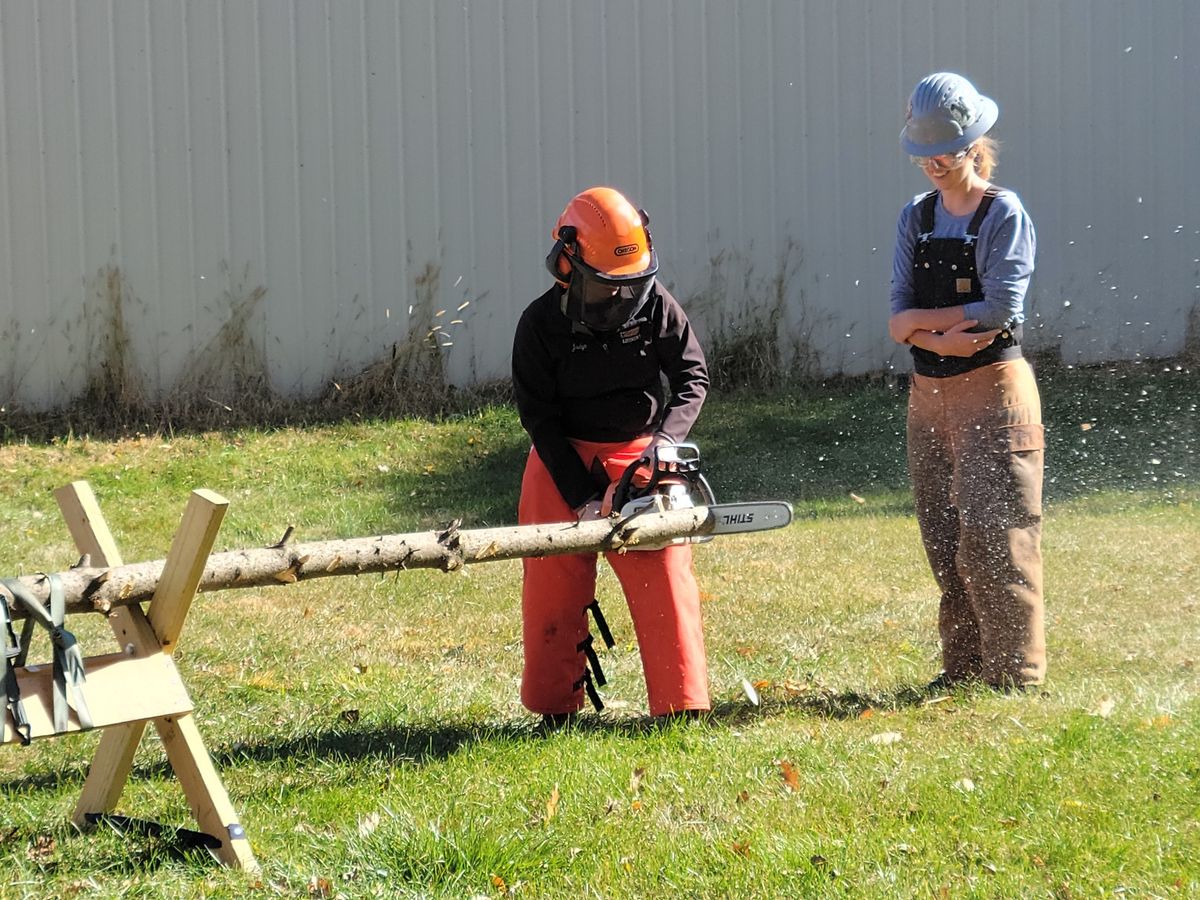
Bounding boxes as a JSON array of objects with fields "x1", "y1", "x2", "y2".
[
  {"x1": 1, "y1": 593, "x2": 31, "y2": 745},
  {"x1": 2, "y1": 575, "x2": 94, "y2": 739}
]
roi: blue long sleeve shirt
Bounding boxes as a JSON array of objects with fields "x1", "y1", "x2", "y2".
[{"x1": 889, "y1": 188, "x2": 1036, "y2": 328}]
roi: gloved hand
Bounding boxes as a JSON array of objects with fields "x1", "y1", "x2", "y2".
[
  {"x1": 600, "y1": 481, "x2": 620, "y2": 517},
  {"x1": 645, "y1": 432, "x2": 674, "y2": 458}
]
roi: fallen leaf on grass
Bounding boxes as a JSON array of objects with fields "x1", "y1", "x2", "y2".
[
  {"x1": 307, "y1": 876, "x2": 333, "y2": 898},
  {"x1": 849, "y1": 493, "x2": 866, "y2": 504},
  {"x1": 545, "y1": 784, "x2": 560, "y2": 822},
  {"x1": 868, "y1": 731, "x2": 902, "y2": 746},
  {"x1": 735, "y1": 645, "x2": 756, "y2": 657},
  {"x1": 736, "y1": 790, "x2": 750, "y2": 804},
  {"x1": 731, "y1": 840, "x2": 751, "y2": 857},
  {"x1": 859, "y1": 707, "x2": 875, "y2": 720},
  {"x1": 27, "y1": 834, "x2": 55, "y2": 863},
  {"x1": 491, "y1": 873, "x2": 508, "y2": 894},
  {"x1": 779, "y1": 760, "x2": 800, "y2": 792}
]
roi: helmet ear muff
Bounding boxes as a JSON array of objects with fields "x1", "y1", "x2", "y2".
[
  {"x1": 638, "y1": 209, "x2": 654, "y2": 254},
  {"x1": 545, "y1": 224, "x2": 578, "y2": 285}
]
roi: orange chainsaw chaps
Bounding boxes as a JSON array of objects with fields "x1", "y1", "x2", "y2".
[{"x1": 518, "y1": 438, "x2": 710, "y2": 717}]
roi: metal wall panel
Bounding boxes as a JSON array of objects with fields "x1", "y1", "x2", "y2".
[{"x1": 0, "y1": 0, "x2": 1197, "y2": 408}]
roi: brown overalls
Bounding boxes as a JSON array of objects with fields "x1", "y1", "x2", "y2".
[{"x1": 906, "y1": 188, "x2": 1046, "y2": 687}]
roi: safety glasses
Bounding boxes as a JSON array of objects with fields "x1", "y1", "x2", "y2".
[{"x1": 910, "y1": 147, "x2": 972, "y2": 172}]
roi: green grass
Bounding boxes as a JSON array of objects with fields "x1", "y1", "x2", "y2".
[{"x1": 1, "y1": 364, "x2": 1197, "y2": 898}]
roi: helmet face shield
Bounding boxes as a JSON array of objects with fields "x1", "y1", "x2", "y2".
[{"x1": 566, "y1": 257, "x2": 656, "y2": 331}]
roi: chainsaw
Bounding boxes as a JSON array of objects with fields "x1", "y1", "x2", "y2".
[{"x1": 606, "y1": 442, "x2": 793, "y2": 549}]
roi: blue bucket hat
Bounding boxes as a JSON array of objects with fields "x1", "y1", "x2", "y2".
[{"x1": 900, "y1": 72, "x2": 998, "y2": 156}]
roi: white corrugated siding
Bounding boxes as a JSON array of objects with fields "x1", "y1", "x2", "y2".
[{"x1": 1, "y1": 0, "x2": 1197, "y2": 407}]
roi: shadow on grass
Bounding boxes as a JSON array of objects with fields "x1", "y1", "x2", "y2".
[{"x1": 1, "y1": 685, "x2": 942, "y2": 797}]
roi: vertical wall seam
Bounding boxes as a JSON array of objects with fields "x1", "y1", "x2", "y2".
[
  {"x1": 462, "y1": 1, "x2": 474, "y2": 372},
  {"x1": 216, "y1": 0, "x2": 234, "y2": 308},
  {"x1": 34, "y1": 1, "x2": 52, "y2": 384},
  {"x1": 70, "y1": 0, "x2": 88, "y2": 388},
  {"x1": 358, "y1": 0, "x2": 374, "y2": 321},
  {"x1": 498, "y1": 0, "x2": 513, "y2": 377},
  {"x1": 253, "y1": 0, "x2": 269, "y2": 361},
  {"x1": 429, "y1": 0, "x2": 441, "y2": 292},
  {"x1": 181, "y1": 1, "x2": 198, "y2": 366},
  {"x1": 143, "y1": 0, "x2": 163, "y2": 390},
  {"x1": 0, "y1": 4, "x2": 12, "y2": 357},
  {"x1": 288, "y1": 0, "x2": 303, "y2": 384},
  {"x1": 391, "y1": 2, "x2": 405, "y2": 302},
  {"x1": 106, "y1": 0, "x2": 120, "y2": 282},
  {"x1": 324, "y1": 0, "x2": 338, "y2": 362}
]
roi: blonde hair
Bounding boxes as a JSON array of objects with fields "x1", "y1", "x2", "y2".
[{"x1": 972, "y1": 136, "x2": 999, "y2": 180}]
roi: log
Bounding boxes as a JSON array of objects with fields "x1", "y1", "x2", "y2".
[{"x1": 3, "y1": 506, "x2": 720, "y2": 620}]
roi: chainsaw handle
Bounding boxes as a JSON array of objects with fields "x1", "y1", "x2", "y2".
[{"x1": 610, "y1": 453, "x2": 654, "y2": 513}]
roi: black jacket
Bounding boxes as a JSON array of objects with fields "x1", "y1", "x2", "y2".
[{"x1": 512, "y1": 284, "x2": 708, "y2": 508}]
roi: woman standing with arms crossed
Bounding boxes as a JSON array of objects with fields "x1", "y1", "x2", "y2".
[{"x1": 889, "y1": 72, "x2": 1046, "y2": 690}]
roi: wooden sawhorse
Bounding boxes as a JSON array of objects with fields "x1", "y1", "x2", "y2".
[{"x1": 2, "y1": 481, "x2": 256, "y2": 871}]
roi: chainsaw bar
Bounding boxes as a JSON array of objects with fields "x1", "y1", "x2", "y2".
[{"x1": 705, "y1": 501, "x2": 794, "y2": 535}]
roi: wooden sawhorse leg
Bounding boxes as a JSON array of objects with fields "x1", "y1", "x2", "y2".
[{"x1": 54, "y1": 481, "x2": 257, "y2": 872}]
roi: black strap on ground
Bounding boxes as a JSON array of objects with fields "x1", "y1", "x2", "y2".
[
  {"x1": 1, "y1": 597, "x2": 32, "y2": 746},
  {"x1": 585, "y1": 599, "x2": 615, "y2": 649},
  {"x1": 576, "y1": 634, "x2": 606, "y2": 687},
  {"x1": 2, "y1": 575, "x2": 93, "y2": 734}
]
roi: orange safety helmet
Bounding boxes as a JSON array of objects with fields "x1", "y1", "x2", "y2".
[{"x1": 545, "y1": 187, "x2": 659, "y2": 331}]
